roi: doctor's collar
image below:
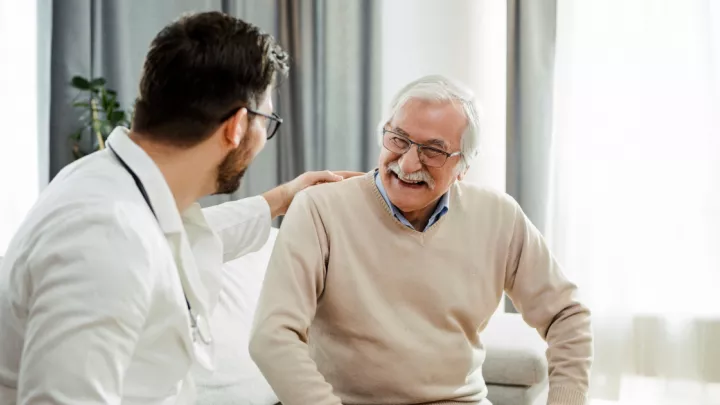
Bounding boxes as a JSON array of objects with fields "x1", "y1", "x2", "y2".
[{"x1": 106, "y1": 128, "x2": 185, "y2": 235}]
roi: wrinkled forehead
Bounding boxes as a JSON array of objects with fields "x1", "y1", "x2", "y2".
[{"x1": 390, "y1": 98, "x2": 467, "y2": 149}]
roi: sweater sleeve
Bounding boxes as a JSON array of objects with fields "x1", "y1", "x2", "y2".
[
  {"x1": 249, "y1": 191, "x2": 342, "y2": 405},
  {"x1": 504, "y1": 200, "x2": 593, "y2": 405}
]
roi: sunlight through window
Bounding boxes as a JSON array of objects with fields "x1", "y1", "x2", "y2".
[{"x1": 0, "y1": 0, "x2": 39, "y2": 254}]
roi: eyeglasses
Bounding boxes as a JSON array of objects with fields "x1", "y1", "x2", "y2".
[
  {"x1": 382, "y1": 128, "x2": 461, "y2": 168},
  {"x1": 247, "y1": 108, "x2": 282, "y2": 140},
  {"x1": 219, "y1": 107, "x2": 283, "y2": 140}
]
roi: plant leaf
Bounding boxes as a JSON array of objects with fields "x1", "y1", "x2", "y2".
[
  {"x1": 71, "y1": 76, "x2": 91, "y2": 90},
  {"x1": 70, "y1": 129, "x2": 84, "y2": 141},
  {"x1": 101, "y1": 92, "x2": 111, "y2": 110},
  {"x1": 90, "y1": 77, "x2": 107, "y2": 87},
  {"x1": 68, "y1": 76, "x2": 130, "y2": 153},
  {"x1": 108, "y1": 111, "x2": 126, "y2": 123}
]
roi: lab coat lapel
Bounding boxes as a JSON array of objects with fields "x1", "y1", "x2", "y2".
[
  {"x1": 177, "y1": 205, "x2": 225, "y2": 371},
  {"x1": 167, "y1": 230, "x2": 215, "y2": 369},
  {"x1": 105, "y1": 128, "x2": 215, "y2": 367},
  {"x1": 182, "y1": 204, "x2": 225, "y2": 313}
]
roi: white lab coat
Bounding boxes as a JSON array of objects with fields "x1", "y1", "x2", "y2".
[{"x1": 0, "y1": 128, "x2": 272, "y2": 404}]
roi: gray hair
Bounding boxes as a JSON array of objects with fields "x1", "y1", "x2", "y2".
[{"x1": 377, "y1": 74, "x2": 481, "y2": 173}]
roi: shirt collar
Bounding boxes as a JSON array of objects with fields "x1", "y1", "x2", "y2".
[
  {"x1": 374, "y1": 170, "x2": 450, "y2": 231},
  {"x1": 106, "y1": 127, "x2": 185, "y2": 235}
]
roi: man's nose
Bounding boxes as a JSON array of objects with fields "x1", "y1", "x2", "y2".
[{"x1": 399, "y1": 145, "x2": 423, "y2": 173}]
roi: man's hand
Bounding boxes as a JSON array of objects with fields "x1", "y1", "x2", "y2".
[{"x1": 262, "y1": 171, "x2": 364, "y2": 218}]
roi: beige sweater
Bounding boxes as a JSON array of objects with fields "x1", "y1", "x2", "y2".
[{"x1": 250, "y1": 171, "x2": 592, "y2": 405}]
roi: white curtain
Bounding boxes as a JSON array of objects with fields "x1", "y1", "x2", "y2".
[
  {"x1": 550, "y1": 0, "x2": 720, "y2": 404},
  {"x1": 0, "y1": 0, "x2": 39, "y2": 255}
]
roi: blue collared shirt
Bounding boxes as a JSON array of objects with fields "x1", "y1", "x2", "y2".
[{"x1": 374, "y1": 171, "x2": 449, "y2": 232}]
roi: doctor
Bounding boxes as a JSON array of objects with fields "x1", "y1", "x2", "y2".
[{"x1": 0, "y1": 11, "x2": 355, "y2": 405}]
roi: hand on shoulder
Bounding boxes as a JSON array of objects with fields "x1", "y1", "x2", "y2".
[{"x1": 263, "y1": 170, "x2": 365, "y2": 218}]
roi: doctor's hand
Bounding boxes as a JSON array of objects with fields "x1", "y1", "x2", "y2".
[{"x1": 262, "y1": 170, "x2": 364, "y2": 218}]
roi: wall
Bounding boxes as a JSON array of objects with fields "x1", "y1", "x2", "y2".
[
  {"x1": 0, "y1": 0, "x2": 39, "y2": 255},
  {"x1": 379, "y1": 0, "x2": 506, "y2": 191}
]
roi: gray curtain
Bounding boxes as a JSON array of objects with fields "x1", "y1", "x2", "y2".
[
  {"x1": 47, "y1": 0, "x2": 380, "y2": 207},
  {"x1": 230, "y1": 0, "x2": 381, "y2": 207},
  {"x1": 505, "y1": 0, "x2": 558, "y2": 312}
]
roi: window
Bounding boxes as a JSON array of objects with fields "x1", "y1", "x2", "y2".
[
  {"x1": 550, "y1": 0, "x2": 720, "y2": 402},
  {"x1": 0, "y1": 0, "x2": 39, "y2": 254}
]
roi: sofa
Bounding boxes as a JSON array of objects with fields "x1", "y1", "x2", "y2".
[
  {"x1": 195, "y1": 228, "x2": 550, "y2": 405},
  {"x1": 481, "y1": 312, "x2": 549, "y2": 405}
]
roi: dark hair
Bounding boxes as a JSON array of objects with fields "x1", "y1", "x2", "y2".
[{"x1": 131, "y1": 11, "x2": 289, "y2": 147}]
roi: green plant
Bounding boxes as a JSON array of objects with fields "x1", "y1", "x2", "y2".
[{"x1": 69, "y1": 75, "x2": 132, "y2": 159}]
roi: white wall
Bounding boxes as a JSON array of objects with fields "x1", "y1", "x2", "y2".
[
  {"x1": 380, "y1": 0, "x2": 507, "y2": 191},
  {"x1": 0, "y1": 0, "x2": 38, "y2": 255}
]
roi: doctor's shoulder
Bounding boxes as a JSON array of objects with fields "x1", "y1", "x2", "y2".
[
  {"x1": 23, "y1": 154, "x2": 166, "y2": 266},
  {"x1": 45, "y1": 149, "x2": 137, "y2": 202},
  {"x1": 17, "y1": 196, "x2": 165, "y2": 289},
  {"x1": 40, "y1": 152, "x2": 156, "y2": 220}
]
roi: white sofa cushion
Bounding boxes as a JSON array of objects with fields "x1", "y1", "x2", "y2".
[
  {"x1": 480, "y1": 312, "x2": 548, "y2": 387},
  {"x1": 193, "y1": 228, "x2": 279, "y2": 405}
]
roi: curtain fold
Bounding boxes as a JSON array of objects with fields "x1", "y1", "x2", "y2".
[
  {"x1": 505, "y1": 0, "x2": 558, "y2": 235},
  {"x1": 47, "y1": 0, "x2": 380, "y2": 208},
  {"x1": 273, "y1": 0, "x2": 380, "y2": 185},
  {"x1": 505, "y1": 0, "x2": 558, "y2": 313}
]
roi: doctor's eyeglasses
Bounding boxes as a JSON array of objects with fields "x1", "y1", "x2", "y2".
[
  {"x1": 219, "y1": 107, "x2": 283, "y2": 140},
  {"x1": 247, "y1": 109, "x2": 282, "y2": 140}
]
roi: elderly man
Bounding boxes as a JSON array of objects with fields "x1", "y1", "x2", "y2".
[{"x1": 249, "y1": 75, "x2": 593, "y2": 405}]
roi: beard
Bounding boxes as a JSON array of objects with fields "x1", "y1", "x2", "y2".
[{"x1": 214, "y1": 132, "x2": 256, "y2": 195}]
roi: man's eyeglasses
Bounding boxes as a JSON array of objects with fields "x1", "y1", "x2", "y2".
[
  {"x1": 220, "y1": 107, "x2": 283, "y2": 140},
  {"x1": 382, "y1": 128, "x2": 461, "y2": 168},
  {"x1": 248, "y1": 109, "x2": 282, "y2": 140}
]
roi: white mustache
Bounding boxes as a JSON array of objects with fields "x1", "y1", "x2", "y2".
[{"x1": 387, "y1": 161, "x2": 435, "y2": 189}]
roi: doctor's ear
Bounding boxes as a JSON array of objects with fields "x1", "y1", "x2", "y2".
[{"x1": 224, "y1": 107, "x2": 248, "y2": 148}]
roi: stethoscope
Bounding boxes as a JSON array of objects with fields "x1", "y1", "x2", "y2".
[{"x1": 108, "y1": 144, "x2": 213, "y2": 345}]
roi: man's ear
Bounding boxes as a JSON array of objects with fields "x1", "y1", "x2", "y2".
[
  {"x1": 224, "y1": 108, "x2": 248, "y2": 147},
  {"x1": 456, "y1": 165, "x2": 469, "y2": 181}
]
